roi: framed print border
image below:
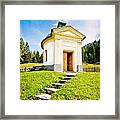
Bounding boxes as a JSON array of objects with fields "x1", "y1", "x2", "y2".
[{"x1": 0, "y1": 0, "x2": 119, "y2": 119}]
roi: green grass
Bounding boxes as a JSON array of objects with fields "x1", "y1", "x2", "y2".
[
  {"x1": 20, "y1": 71, "x2": 65, "y2": 100},
  {"x1": 20, "y1": 71, "x2": 100, "y2": 100},
  {"x1": 51, "y1": 72, "x2": 100, "y2": 100},
  {"x1": 20, "y1": 63, "x2": 43, "y2": 68}
]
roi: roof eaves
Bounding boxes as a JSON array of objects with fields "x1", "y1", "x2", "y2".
[
  {"x1": 81, "y1": 36, "x2": 86, "y2": 41},
  {"x1": 41, "y1": 29, "x2": 53, "y2": 49}
]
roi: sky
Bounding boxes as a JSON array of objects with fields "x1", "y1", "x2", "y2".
[{"x1": 20, "y1": 20, "x2": 100, "y2": 54}]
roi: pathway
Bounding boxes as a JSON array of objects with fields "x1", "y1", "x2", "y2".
[{"x1": 36, "y1": 72, "x2": 77, "y2": 100}]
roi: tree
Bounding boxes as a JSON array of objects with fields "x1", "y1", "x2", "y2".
[
  {"x1": 92, "y1": 42, "x2": 96, "y2": 64},
  {"x1": 24, "y1": 42, "x2": 31, "y2": 63},
  {"x1": 95, "y1": 39, "x2": 100, "y2": 63},
  {"x1": 31, "y1": 51, "x2": 37, "y2": 63},
  {"x1": 20, "y1": 38, "x2": 43, "y2": 64},
  {"x1": 82, "y1": 39, "x2": 100, "y2": 64},
  {"x1": 20, "y1": 38, "x2": 25, "y2": 63},
  {"x1": 39, "y1": 52, "x2": 43, "y2": 63},
  {"x1": 82, "y1": 47, "x2": 88, "y2": 63},
  {"x1": 36, "y1": 51, "x2": 40, "y2": 63}
]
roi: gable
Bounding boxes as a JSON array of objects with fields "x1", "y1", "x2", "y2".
[
  {"x1": 41, "y1": 25, "x2": 86, "y2": 49},
  {"x1": 58, "y1": 30, "x2": 82, "y2": 38},
  {"x1": 53, "y1": 26, "x2": 86, "y2": 39},
  {"x1": 62, "y1": 31, "x2": 75, "y2": 36}
]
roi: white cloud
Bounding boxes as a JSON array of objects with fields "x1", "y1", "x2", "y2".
[
  {"x1": 81, "y1": 21, "x2": 100, "y2": 46},
  {"x1": 66, "y1": 20, "x2": 100, "y2": 46}
]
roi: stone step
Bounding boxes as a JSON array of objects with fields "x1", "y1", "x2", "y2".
[
  {"x1": 52, "y1": 82, "x2": 64, "y2": 86},
  {"x1": 36, "y1": 94, "x2": 51, "y2": 100},
  {"x1": 59, "y1": 76, "x2": 73, "y2": 80},
  {"x1": 66, "y1": 74, "x2": 77, "y2": 77},
  {"x1": 66, "y1": 75, "x2": 75, "y2": 77},
  {"x1": 52, "y1": 83, "x2": 64, "y2": 88},
  {"x1": 63, "y1": 77, "x2": 72, "y2": 80},
  {"x1": 66, "y1": 72, "x2": 77, "y2": 76},
  {"x1": 59, "y1": 79, "x2": 68, "y2": 83},
  {"x1": 45, "y1": 87, "x2": 59, "y2": 94}
]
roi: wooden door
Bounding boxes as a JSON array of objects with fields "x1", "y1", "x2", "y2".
[
  {"x1": 63, "y1": 52, "x2": 67, "y2": 71},
  {"x1": 67, "y1": 53, "x2": 73, "y2": 71}
]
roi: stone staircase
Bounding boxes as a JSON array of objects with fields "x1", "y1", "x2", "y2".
[{"x1": 36, "y1": 72, "x2": 77, "y2": 100}]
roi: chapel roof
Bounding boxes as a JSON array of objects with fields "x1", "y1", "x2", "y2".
[{"x1": 41, "y1": 21, "x2": 86, "y2": 49}]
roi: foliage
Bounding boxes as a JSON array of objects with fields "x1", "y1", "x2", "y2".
[
  {"x1": 51, "y1": 72, "x2": 100, "y2": 100},
  {"x1": 20, "y1": 71, "x2": 64, "y2": 100},
  {"x1": 24, "y1": 42, "x2": 31, "y2": 63},
  {"x1": 20, "y1": 38, "x2": 26, "y2": 63},
  {"x1": 39, "y1": 52, "x2": 43, "y2": 63},
  {"x1": 20, "y1": 37, "x2": 43, "y2": 64},
  {"x1": 82, "y1": 39, "x2": 100, "y2": 64},
  {"x1": 31, "y1": 51, "x2": 37, "y2": 63}
]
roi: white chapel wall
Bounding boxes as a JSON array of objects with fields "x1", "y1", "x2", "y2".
[
  {"x1": 77, "y1": 42, "x2": 82, "y2": 65},
  {"x1": 43, "y1": 41, "x2": 54, "y2": 65},
  {"x1": 54, "y1": 39, "x2": 61, "y2": 65}
]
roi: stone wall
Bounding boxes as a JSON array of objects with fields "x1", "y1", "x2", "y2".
[{"x1": 44, "y1": 65, "x2": 54, "y2": 71}]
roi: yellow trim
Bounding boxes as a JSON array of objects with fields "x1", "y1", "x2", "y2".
[
  {"x1": 53, "y1": 26, "x2": 85, "y2": 38},
  {"x1": 42, "y1": 37, "x2": 54, "y2": 46},
  {"x1": 42, "y1": 34, "x2": 80, "y2": 48},
  {"x1": 42, "y1": 26, "x2": 85, "y2": 48},
  {"x1": 68, "y1": 27, "x2": 85, "y2": 37},
  {"x1": 55, "y1": 33, "x2": 82, "y2": 39},
  {"x1": 63, "y1": 50, "x2": 74, "y2": 53},
  {"x1": 58, "y1": 29, "x2": 82, "y2": 38},
  {"x1": 42, "y1": 29, "x2": 83, "y2": 48}
]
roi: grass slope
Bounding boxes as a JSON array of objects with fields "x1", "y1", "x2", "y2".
[
  {"x1": 51, "y1": 72, "x2": 100, "y2": 100},
  {"x1": 20, "y1": 71, "x2": 64, "y2": 100}
]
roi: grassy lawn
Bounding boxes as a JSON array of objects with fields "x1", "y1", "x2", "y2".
[
  {"x1": 51, "y1": 72, "x2": 100, "y2": 100},
  {"x1": 20, "y1": 71, "x2": 65, "y2": 100},
  {"x1": 20, "y1": 71, "x2": 100, "y2": 100},
  {"x1": 20, "y1": 63, "x2": 43, "y2": 68}
]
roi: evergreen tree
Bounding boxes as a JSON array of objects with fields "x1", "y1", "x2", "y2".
[
  {"x1": 82, "y1": 39, "x2": 100, "y2": 64},
  {"x1": 20, "y1": 38, "x2": 43, "y2": 64},
  {"x1": 92, "y1": 42, "x2": 96, "y2": 64},
  {"x1": 20, "y1": 38, "x2": 25, "y2": 63},
  {"x1": 36, "y1": 51, "x2": 40, "y2": 63},
  {"x1": 39, "y1": 52, "x2": 43, "y2": 63},
  {"x1": 24, "y1": 42, "x2": 31, "y2": 63},
  {"x1": 31, "y1": 51, "x2": 37, "y2": 63}
]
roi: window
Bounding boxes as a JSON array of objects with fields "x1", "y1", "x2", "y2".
[{"x1": 45, "y1": 50, "x2": 47, "y2": 62}]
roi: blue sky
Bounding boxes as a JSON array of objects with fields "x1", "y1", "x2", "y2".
[{"x1": 20, "y1": 20, "x2": 100, "y2": 54}]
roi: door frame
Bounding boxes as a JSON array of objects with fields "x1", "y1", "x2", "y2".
[{"x1": 63, "y1": 50, "x2": 74, "y2": 72}]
